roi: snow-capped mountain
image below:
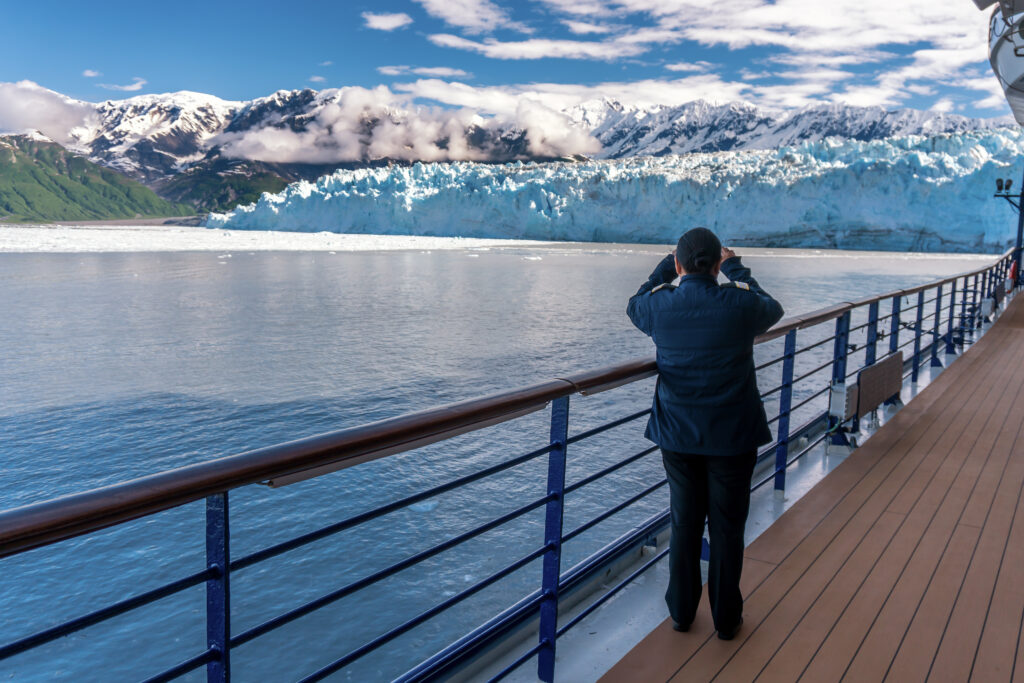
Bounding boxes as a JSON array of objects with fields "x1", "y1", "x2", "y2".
[
  {"x1": 57, "y1": 88, "x2": 1013, "y2": 186},
  {"x1": 62, "y1": 88, "x2": 554, "y2": 184},
  {"x1": 2, "y1": 82, "x2": 1016, "y2": 215},
  {"x1": 82, "y1": 91, "x2": 241, "y2": 182},
  {"x1": 207, "y1": 128, "x2": 1024, "y2": 253},
  {"x1": 568, "y1": 99, "x2": 1013, "y2": 158}
]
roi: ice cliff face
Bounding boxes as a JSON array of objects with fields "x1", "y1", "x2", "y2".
[{"x1": 207, "y1": 128, "x2": 1024, "y2": 253}]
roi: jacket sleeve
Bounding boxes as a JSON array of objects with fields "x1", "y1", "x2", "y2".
[
  {"x1": 720, "y1": 256, "x2": 784, "y2": 335},
  {"x1": 627, "y1": 253, "x2": 677, "y2": 337}
]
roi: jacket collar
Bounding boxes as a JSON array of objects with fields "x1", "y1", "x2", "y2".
[{"x1": 678, "y1": 273, "x2": 718, "y2": 285}]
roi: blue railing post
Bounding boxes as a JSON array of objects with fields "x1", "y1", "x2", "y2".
[
  {"x1": 911, "y1": 291, "x2": 925, "y2": 383},
  {"x1": 865, "y1": 302, "x2": 879, "y2": 367},
  {"x1": 537, "y1": 396, "x2": 569, "y2": 683},
  {"x1": 889, "y1": 295, "x2": 901, "y2": 357},
  {"x1": 973, "y1": 273, "x2": 982, "y2": 332},
  {"x1": 773, "y1": 330, "x2": 797, "y2": 491},
  {"x1": 931, "y1": 284, "x2": 943, "y2": 368},
  {"x1": 884, "y1": 295, "x2": 902, "y2": 407},
  {"x1": 946, "y1": 279, "x2": 957, "y2": 355},
  {"x1": 206, "y1": 493, "x2": 230, "y2": 682},
  {"x1": 958, "y1": 277, "x2": 968, "y2": 348},
  {"x1": 829, "y1": 312, "x2": 852, "y2": 445}
]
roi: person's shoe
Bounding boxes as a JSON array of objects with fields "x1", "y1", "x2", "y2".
[
  {"x1": 717, "y1": 617, "x2": 743, "y2": 641},
  {"x1": 672, "y1": 620, "x2": 692, "y2": 632}
]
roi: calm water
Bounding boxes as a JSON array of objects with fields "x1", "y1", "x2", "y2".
[{"x1": 0, "y1": 245, "x2": 989, "y2": 681}]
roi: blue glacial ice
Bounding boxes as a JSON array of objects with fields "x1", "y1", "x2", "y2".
[{"x1": 206, "y1": 128, "x2": 1024, "y2": 253}]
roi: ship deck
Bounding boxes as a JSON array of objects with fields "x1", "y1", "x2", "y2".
[{"x1": 601, "y1": 294, "x2": 1024, "y2": 682}]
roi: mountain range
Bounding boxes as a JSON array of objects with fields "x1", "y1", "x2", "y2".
[
  {"x1": 567, "y1": 99, "x2": 1010, "y2": 158},
  {"x1": 0, "y1": 84, "x2": 1016, "y2": 218}
]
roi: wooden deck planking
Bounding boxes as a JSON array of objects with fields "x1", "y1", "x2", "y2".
[
  {"x1": 838, "y1": 337, "x2": 1024, "y2": 682},
  {"x1": 604, "y1": 558, "x2": 778, "y2": 683},
  {"x1": 930, "y1": 454, "x2": 1024, "y2": 682},
  {"x1": 971, "y1": 417, "x2": 1024, "y2": 683},
  {"x1": 889, "y1": 389, "x2": 1024, "y2": 683},
  {"x1": 600, "y1": 295, "x2": 1024, "y2": 683}
]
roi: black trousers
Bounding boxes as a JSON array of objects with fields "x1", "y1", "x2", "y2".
[{"x1": 661, "y1": 448, "x2": 757, "y2": 632}]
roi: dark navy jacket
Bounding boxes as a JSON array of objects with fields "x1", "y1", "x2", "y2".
[{"x1": 627, "y1": 255, "x2": 784, "y2": 456}]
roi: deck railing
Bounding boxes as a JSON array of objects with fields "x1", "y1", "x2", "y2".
[{"x1": 0, "y1": 247, "x2": 1019, "y2": 682}]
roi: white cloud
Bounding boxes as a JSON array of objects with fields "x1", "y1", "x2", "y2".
[
  {"x1": 773, "y1": 68, "x2": 852, "y2": 85},
  {"x1": 361, "y1": 12, "x2": 414, "y2": 31},
  {"x1": 535, "y1": 0, "x2": 616, "y2": 16},
  {"x1": 931, "y1": 98, "x2": 955, "y2": 113},
  {"x1": 562, "y1": 20, "x2": 614, "y2": 34},
  {"x1": 413, "y1": 0, "x2": 531, "y2": 33},
  {"x1": 310, "y1": 76, "x2": 326, "y2": 83},
  {"x1": 665, "y1": 61, "x2": 712, "y2": 73},
  {"x1": 82, "y1": 69, "x2": 101, "y2": 78},
  {"x1": 98, "y1": 77, "x2": 147, "y2": 92},
  {"x1": 0, "y1": 81, "x2": 97, "y2": 145},
  {"x1": 525, "y1": 0, "x2": 996, "y2": 110},
  {"x1": 213, "y1": 84, "x2": 600, "y2": 163},
  {"x1": 394, "y1": 76, "x2": 752, "y2": 115},
  {"x1": 319, "y1": 60, "x2": 333, "y2": 67},
  {"x1": 397, "y1": 67, "x2": 966, "y2": 113},
  {"x1": 614, "y1": 0, "x2": 987, "y2": 54},
  {"x1": 378, "y1": 65, "x2": 473, "y2": 78},
  {"x1": 415, "y1": 67, "x2": 472, "y2": 78},
  {"x1": 769, "y1": 51, "x2": 896, "y2": 68},
  {"x1": 614, "y1": 26, "x2": 684, "y2": 46},
  {"x1": 955, "y1": 74, "x2": 1010, "y2": 111},
  {"x1": 829, "y1": 43, "x2": 989, "y2": 108},
  {"x1": 429, "y1": 33, "x2": 648, "y2": 59}
]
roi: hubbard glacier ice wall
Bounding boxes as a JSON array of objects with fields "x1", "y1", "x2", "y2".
[{"x1": 207, "y1": 129, "x2": 1024, "y2": 253}]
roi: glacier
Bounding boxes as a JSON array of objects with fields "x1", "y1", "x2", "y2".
[{"x1": 207, "y1": 128, "x2": 1024, "y2": 253}]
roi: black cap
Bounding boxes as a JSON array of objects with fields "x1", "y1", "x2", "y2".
[{"x1": 676, "y1": 227, "x2": 722, "y2": 274}]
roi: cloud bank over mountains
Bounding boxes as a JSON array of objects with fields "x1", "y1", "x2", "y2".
[
  {"x1": 0, "y1": 81, "x2": 98, "y2": 147},
  {"x1": 214, "y1": 87, "x2": 600, "y2": 163},
  {"x1": 0, "y1": 80, "x2": 600, "y2": 165}
]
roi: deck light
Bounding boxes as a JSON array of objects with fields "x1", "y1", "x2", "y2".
[
  {"x1": 998, "y1": 178, "x2": 1005, "y2": 192},
  {"x1": 1007, "y1": 179, "x2": 1014, "y2": 192}
]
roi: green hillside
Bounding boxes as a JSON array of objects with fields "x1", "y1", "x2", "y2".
[{"x1": 0, "y1": 135, "x2": 194, "y2": 222}]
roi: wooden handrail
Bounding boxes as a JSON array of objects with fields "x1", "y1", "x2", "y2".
[{"x1": 0, "y1": 247, "x2": 1015, "y2": 560}]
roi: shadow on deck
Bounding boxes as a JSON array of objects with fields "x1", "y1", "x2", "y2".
[{"x1": 602, "y1": 295, "x2": 1024, "y2": 682}]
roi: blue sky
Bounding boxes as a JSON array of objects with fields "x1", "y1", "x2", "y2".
[{"x1": 0, "y1": 0, "x2": 1009, "y2": 117}]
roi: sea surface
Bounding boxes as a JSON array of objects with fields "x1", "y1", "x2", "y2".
[{"x1": 0, "y1": 243, "x2": 991, "y2": 681}]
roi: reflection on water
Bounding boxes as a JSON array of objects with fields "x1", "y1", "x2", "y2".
[{"x1": 0, "y1": 246, "x2": 989, "y2": 680}]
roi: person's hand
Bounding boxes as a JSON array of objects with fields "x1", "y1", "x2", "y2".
[
  {"x1": 653, "y1": 252, "x2": 677, "y2": 282},
  {"x1": 721, "y1": 247, "x2": 737, "y2": 262}
]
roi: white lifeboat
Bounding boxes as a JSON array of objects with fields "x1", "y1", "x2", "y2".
[{"x1": 976, "y1": 0, "x2": 1024, "y2": 123}]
